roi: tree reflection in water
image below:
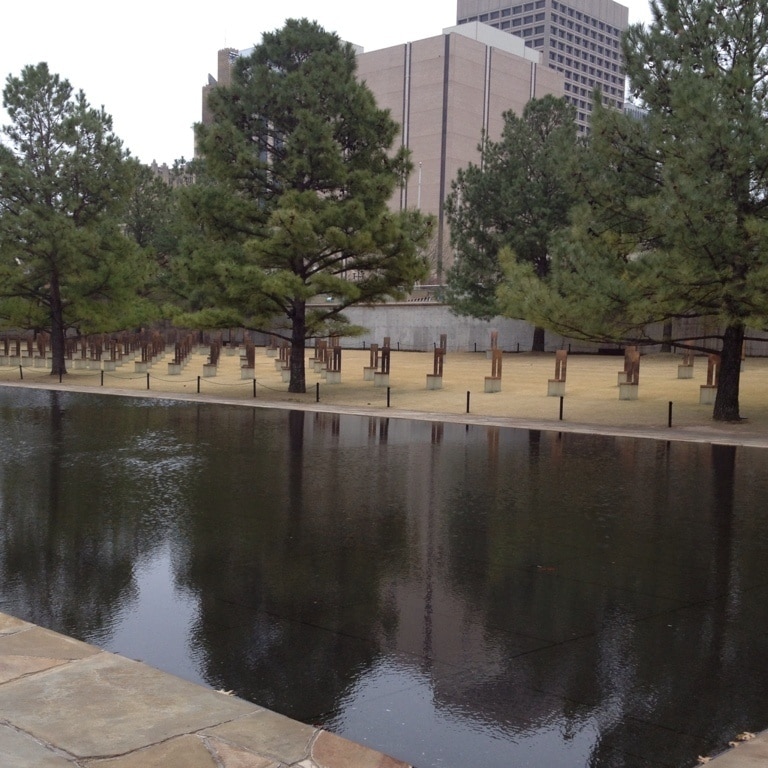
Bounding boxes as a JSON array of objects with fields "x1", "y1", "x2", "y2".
[{"x1": 1, "y1": 390, "x2": 768, "y2": 768}]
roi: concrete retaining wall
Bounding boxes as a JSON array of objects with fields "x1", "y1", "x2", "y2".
[{"x1": 331, "y1": 303, "x2": 630, "y2": 353}]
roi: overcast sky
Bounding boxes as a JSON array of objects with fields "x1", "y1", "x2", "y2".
[{"x1": 1, "y1": 1, "x2": 654, "y2": 166}]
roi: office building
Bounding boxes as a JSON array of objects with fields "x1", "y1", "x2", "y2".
[
  {"x1": 356, "y1": 23, "x2": 563, "y2": 281},
  {"x1": 456, "y1": 0, "x2": 629, "y2": 131}
]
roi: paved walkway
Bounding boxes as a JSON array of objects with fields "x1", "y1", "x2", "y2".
[
  {"x1": 1, "y1": 348, "x2": 768, "y2": 448},
  {"x1": 0, "y1": 613, "x2": 407, "y2": 767}
]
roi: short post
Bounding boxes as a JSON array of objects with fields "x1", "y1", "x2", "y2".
[
  {"x1": 146, "y1": 372, "x2": 150, "y2": 390},
  {"x1": 668, "y1": 401, "x2": 673, "y2": 428},
  {"x1": 197, "y1": 375, "x2": 201, "y2": 394},
  {"x1": 316, "y1": 382, "x2": 320, "y2": 402},
  {"x1": 559, "y1": 396, "x2": 564, "y2": 421},
  {"x1": 466, "y1": 390, "x2": 470, "y2": 414},
  {"x1": 253, "y1": 379, "x2": 257, "y2": 398},
  {"x1": 18, "y1": 365, "x2": 22, "y2": 380},
  {"x1": 387, "y1": 386, "x2": 391, "y2": 408},
  {"x1": 101, "y1": 370, "x2": 104, "y2": 386}
]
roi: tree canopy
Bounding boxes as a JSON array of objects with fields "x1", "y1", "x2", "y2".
[
  {"x1": 186, "y1": 19, "x2": 432, "y2": 392},
  {"x1": 0, "y1": 63, "x2": 151, "y2": 374},
  {"x1": 499, "y1": 0, "x2": 768, "y2": 420},
  {"x1": 445, "y1": 95, "x2": 579, "y2": 350}
]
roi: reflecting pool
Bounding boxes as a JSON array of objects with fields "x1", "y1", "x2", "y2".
[{"x1": 1, "y1": 388, "x2": 768, "y2": 768}]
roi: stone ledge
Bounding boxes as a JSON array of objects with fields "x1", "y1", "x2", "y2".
[{"x1": 0, "y1": 612, "x2": 411, "y2": 767}]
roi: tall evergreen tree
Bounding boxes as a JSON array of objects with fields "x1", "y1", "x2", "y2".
[
  {"x1": 188, "y1": 19, "x2": 432, "y2": 392},
  {"x1": 500, "y1": 1, "x2": 768, "y2": 421},
  {"x1": 445, "y1": 95, "x2": 579, "y2": 351},
  {"x1": 123, "y1": 160, "x2": 186, "y2": 312},
  {"x1": 0, "y1": 63, "x2": 150, "y2": 375}
]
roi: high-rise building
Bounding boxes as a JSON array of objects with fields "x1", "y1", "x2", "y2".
[{"x1": 456, "y1": 0, "x2": 629, "y2": 132}]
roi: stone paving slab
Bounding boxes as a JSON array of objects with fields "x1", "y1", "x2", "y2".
[
  {"x1": 0, "y1": 613, "x2": 411, "y2": 768},
  {"x1": 0, "y1": 723, "x2": 75, "y2": 768}
]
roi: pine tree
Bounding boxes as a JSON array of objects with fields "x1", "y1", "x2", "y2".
[
  {"x1": 500, "y1": 1, "x2": 768, "y2": 421},
  {"x1": 187, "y1": 19, "x2": 432, "y2": 392},
  {"x1": 0, "y1": 63, "x2": 150, "y2": 375},
  {"x1": 445, "y1": 95, "x2": 579, "y2": 351}
]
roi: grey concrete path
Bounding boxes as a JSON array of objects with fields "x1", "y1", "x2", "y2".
[
  {"x1": 2, "y1": 349, "x2": 768, "y2": 448},
  {"x1": 0, "y1": 613, "x2": 408, "y2": 767}
]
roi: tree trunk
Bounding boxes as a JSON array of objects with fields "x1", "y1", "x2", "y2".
[
  {"x1": 49, "y1": 276, "x2": 67, "y2": 377},
  {"x1": 532, "y1": 326, "x2": 545, "y2": 353},
  {"x1": 712, "y1": 323, "x2": 744, "y2": 422},
  {"x1": 661, "y1": 321, "x2": 673, "y2": 353},
  {"x1": 288, "y1": 299, "x2": 307, "y2": 393}
]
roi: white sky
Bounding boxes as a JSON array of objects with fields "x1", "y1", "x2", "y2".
[{"x1": 1, "y1": 0, "x2": 654, "y2": 167}]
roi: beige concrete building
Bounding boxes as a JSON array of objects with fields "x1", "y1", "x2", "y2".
[
  {"x1": 201, "y1": 24, "x2": 564, "y2": 282},
  {"x1": 357, "y1": 23, "x2": 563, "y2": 282},
  {"x1": 456, "y1": 0, "x2": 629, "y2": 132}
]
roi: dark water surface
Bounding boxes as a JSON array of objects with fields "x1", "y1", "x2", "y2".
[{"x1": 1, "y1": 389, "x2": 768, "y2": 767}]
